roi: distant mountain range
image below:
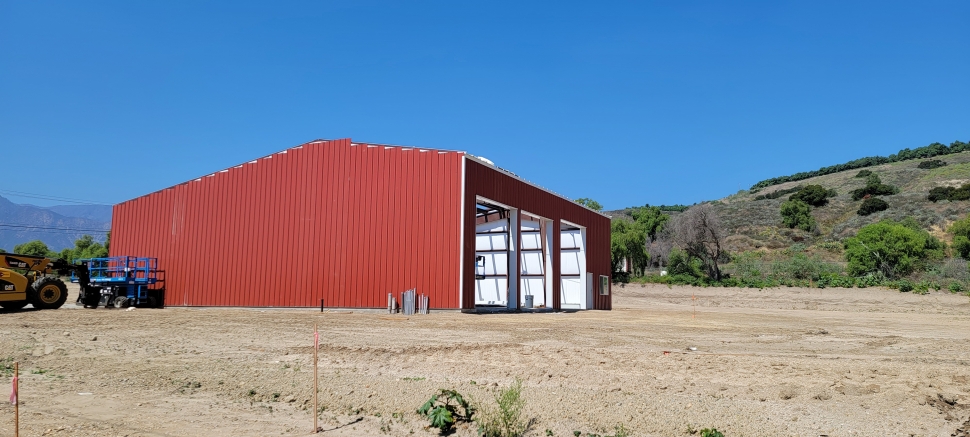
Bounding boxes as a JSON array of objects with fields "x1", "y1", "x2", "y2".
[{"x1": 0, "y1": 195, "x2": 111, "y2": 252}]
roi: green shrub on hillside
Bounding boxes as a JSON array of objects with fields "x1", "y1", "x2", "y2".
[
  {"x1": 918, "y1": 159, "x2": 947, "y2": 169},
  {"x1": 927, "y1": 184, "x2": 970, "y2": 202},
  {"x1": 753, "y1": 186, "x2": 802, "y2": 201},
  {"x1": 789, "y1": 184, "x2": 836, "y2": 207},
  {"x1": 857, "y1": 197, "x2": 889, "y2": 216},
  {"x1": 780, "y1": 199, "x2": 815, "y2": 231},
  {"x1": 951, "y1": 215, "x2": 970, "y2": 260},
  {"x1": 851, "y1": 174, "x2": 899, "y2": 200},
  {"x1": 855, "y1": 169, "x2": 873, "y2": 178},
  {"x1": 844, "y1": 219, "x2": 946, "y2": 278}
]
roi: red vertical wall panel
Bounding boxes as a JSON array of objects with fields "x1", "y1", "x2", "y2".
[{"x1": 111, "y1": 139, "x2": 465, "y2": 308}]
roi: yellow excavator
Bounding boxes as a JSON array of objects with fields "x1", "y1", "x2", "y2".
[{"x1": 0, "y1": 253, "x2": 94, "y2": 311}]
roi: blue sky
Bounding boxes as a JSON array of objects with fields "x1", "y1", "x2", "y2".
[{"x1": 2, "y1": 1, "x2": 967, "y2": 210}]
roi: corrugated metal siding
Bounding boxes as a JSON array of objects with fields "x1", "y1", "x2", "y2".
[
  {"x1": 462, "y1": 159, "x2": 612, "y2": 310},
  {"x1": 111, "y1": 139, "x2": 465, "y2": 308}
]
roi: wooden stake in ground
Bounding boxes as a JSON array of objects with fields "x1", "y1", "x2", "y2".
[
  {"x1": 313, "y1": 323, "x2": 319, "y2": 434},
  {"x1": 12, "y1": 361, "x2": 18, "y2": 437}
]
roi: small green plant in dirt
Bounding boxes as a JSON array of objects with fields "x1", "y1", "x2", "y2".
[
  {"x1": 816, "y1": 240, "x2": 843, "y2": 253},
  {"x1": 699, "y1": 428, "x2": 725, "y2": 437},
  {"x1": 417, "y1": 389, "x2": 474, "y2": 434},
  {"x1": 950, "y1": 282, "x2": 964, "y2": 293},
  {"x1": 571, "y1": 426, "x2": 630, "y2": 437},
  {"x1": 476, "y1": 379, "x2": 531, "y2": 437},
  {"x1": 1, "y1": 358, "x2": 14, "y2": 377},
  {"x1": 610, "y1": 425, "x2": 630, "y2": 437}
]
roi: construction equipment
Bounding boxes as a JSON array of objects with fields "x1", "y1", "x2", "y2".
[
  {"x1": 71, "y1": 256, "x2": 163, "y2": 309},
  {"x1": 0, "y1": 253, "x2": 96, "y2": 311}
]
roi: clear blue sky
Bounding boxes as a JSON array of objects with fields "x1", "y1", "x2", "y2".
[{"x1": 2, "y1": 1, "x2": 968, "y2": 210}]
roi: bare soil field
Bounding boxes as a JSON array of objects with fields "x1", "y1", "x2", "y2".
[{"x1": 2, "y1": 283, "x2": 970, "y2": 437}]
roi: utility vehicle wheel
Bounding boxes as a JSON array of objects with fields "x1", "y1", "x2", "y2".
[
  {"x1": 0, "y1": 301, "x2": 28, "y2": 311},
  {"x1": 29, "y1": 277, "x2": 68, "y2": 310},
  {"x1": 114, "y1": 296, "x2": 130, "y2": 308}
]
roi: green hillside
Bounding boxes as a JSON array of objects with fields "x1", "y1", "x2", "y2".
[{"x1": 713, "y1": 151, "x2": 970, "y2": 254}]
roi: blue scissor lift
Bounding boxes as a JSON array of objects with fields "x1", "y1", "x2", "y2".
[{"x1": 72, "y1": 256, "x2": 164, "y2": 308}]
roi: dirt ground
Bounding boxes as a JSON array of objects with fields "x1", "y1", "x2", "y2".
[{"x1": 2, "y1": 283, "x2": 970, "y2": 437}]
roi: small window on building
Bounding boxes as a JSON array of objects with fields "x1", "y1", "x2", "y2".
[{"x1": 599, "y1": 275, "x2": 609, "y2": 295}]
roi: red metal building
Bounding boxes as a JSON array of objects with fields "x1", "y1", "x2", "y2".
[{"x1": 110, "y1": 139, "x2": 611, "y2": 310}]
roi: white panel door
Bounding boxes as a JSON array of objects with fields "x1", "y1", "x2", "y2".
[
  {"x1": 560, "y1": 228, "x2": 587, "y2": 309},
  {"x1": 561, "y1": 250, "x2": 582, "y2": 275},
  {"x1": 476, "y1": 277, "x2": 508, "y2": 305},
  {"x1": 520, "y1": 251, "x2": 544, "y2": 275},
  {"x1": 476, "y1": 233, "x2": 508, "y2": 251},
  {"x1": 560, "y1": 278, "x2": 584, "y2": 308},
  {"x1": 479, "y1": 252, "x2": 508, "y2": 276},
  {"x1": 475, "y1": 219, "x2": 509, "y2": 306},
  {"x1": 520, "y1": 277, "x2": 546, "y2": 307},
  {"x1": 520, "y1": 232, "x2": 543, "y2": 250},
  {"x1": 520, "y1": 220, "x2": 545, "y2": 308},
  {"x1": 561, "y1": 230, "x2": 582, "y2": 249}
]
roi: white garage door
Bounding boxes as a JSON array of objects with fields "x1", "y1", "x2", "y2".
[
  {"x1": 519, "y1": 219, "x2": 547, "y2": 308},
  {"x1": 475, "y1": 219, "x2": 509, "y2": 306},
  {"x1": 560, "y1": 227, "x2": 587, "y2": 309}
]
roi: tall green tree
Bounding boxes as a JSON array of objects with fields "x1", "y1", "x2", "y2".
[
  {"x1": 60, "y1": 235, "x2": 109, "y2": 262},
  {"x1": 13, "y1": 240, "x2": 54, "y2": 257},
  {"x1": 575, "y1": 198, "x2": 603, "y2": 211},
  {"x1": 630, "y1": 206, "x2": 669, "y2": 241},
  {"x1": 610, "y1": 219, "x2": 647, "y2": 275}
]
